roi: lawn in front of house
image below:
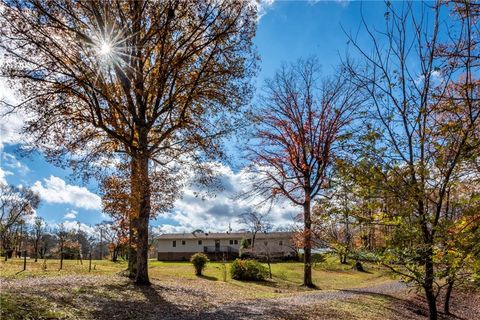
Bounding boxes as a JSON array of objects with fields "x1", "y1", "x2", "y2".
[
  {"x1": 0, "y1": 255, "x2": 398, "y2": 320},
  {"x1": 1, "y1": 255, "x2": 392, "y2": 298}
]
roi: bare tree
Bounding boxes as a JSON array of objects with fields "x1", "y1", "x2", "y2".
[
  {"x1": 31, "y1": 217, "x2": 45, "y2": 262},
  {"x1": 0, "y1": 185, "x2": 40, "y2": 261},
  {"x1": 238, "y1": 211, "x2": 272, "y2": 251},
  {"x1": 1, "y1": 0, "x2": 257, "y2": 285},
  {"x1": 55, "y1": 223, "x2": 70, "y2": 271},
  {"x1": 246, "y1": 58, "x2": 362, "y2": 287}
]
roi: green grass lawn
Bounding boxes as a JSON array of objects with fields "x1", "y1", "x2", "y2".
[
  {"x1": 0, "y1": 258, "x2": 126, "y2": 278},
  {"x1": 1, "y1": 255, "x2": 391, "y2": 294}
]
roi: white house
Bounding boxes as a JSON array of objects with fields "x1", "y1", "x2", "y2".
[{"x1": 156, "y1": 231, "x2": 296, "y2": 261}]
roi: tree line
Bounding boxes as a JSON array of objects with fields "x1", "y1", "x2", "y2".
[{"x1": 0, "y1": 184, "x2": 162, "y2": 265}]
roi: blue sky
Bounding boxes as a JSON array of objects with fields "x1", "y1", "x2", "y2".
[{"x1": 0, "y1": 1, "x2": 405, "y2": 234}]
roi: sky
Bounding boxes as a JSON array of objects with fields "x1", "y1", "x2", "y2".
[{"x1": 0, "y1": 1, "x2": 396, "y2": 235}]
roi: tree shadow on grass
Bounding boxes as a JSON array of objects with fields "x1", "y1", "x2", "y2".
[
  {"x1": 197, "y1": 274, "x2": 218, "y2": 281},
  {"x1": 340, "y1": 289, "x2": 424, "y2": 317},
  {"x1": 338, "y1": 289, "x2": 469, "y2": 320},
  {"x1": 84, "y1": 281, "x2": 308, "y2": 320}
]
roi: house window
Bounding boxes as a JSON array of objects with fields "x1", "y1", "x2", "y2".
[
  {"x1": 229, "y1": 240, "x2": 234, "y2": 245},
  {"x1": 234, "y1": 240, "x2": 238, "y2": 245},
  {"x1": 182, "y1": 240, "x2": 186, "y2": 245},
  {"x1": 198, "y1": 240, "x2": 202, "y2": 245},
  {"x1": 172, "y1": 240, "x2": 176, "y2": 247},
  {"x1": 279, "y1": 241, "x2": 283, "y2": 246}
]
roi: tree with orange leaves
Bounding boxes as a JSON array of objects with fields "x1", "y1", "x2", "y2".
[
  {"x1": 246, "y1": 57, "x2": 362, "y2": 287},
  {"x1": 1, "y1": 0, "x2": 257, "y2": 285}
]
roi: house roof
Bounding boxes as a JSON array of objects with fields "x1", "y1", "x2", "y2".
[{"x1": 157, "y1": 231, "x2": 293, "y2": 240}]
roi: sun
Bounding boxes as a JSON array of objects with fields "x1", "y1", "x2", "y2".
[{"x1": 99, "y1": 41, "x2": 112, "y2": 56}]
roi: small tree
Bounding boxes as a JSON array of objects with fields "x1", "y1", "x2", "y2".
[
  {"x1": 0, "y1": 185, "x2": 40, "y2": 260},
  {"x1": 190, "y1": 253, "x2": 209, "y2": 276},
  {"x1": 31, "y1": 217, "x2": 44, "y2": 262},
  {"x1": 238, "y1": 211, "x2": 272, "y2": 251},
  {"x1": 55, "y1": 223, "x2": 70, "y2": 270}
]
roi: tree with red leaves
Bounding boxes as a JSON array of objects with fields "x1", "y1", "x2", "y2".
[{"x1": 246, "y1": 58, "x2": 362, "y2": 287}]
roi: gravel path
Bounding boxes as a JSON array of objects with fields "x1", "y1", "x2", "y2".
[{"x1": 1, "y1": 275, "x2": 409, "y2": 320}]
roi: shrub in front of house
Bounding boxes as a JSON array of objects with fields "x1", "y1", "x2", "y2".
[
  {"x1": 230, "y1": 259, "x2": 268, "y2": 281},
  {"x1": 312, "y1": 253, "x2": 326, "y2": 264},
  {"x1": 190, "y1": 253, "x2": 209, "y2": 276}
]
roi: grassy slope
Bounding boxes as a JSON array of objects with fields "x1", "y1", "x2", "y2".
[
  {"x1": 0, "y1": 256, "x2": 398, "y2": 319},
  {"x1": 1, "y1": 256, "x2": 391, "y2": 294}
]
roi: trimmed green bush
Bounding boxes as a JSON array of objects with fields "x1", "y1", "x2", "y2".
[
  {"x1": 230, "y1": 259, "x2": 268, "y2": 281},
  {"x1": 190, "y1": 253, "x2": 209, "y2": 276}
]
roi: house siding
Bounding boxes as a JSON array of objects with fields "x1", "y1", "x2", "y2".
[{"x1": 157, "y1": 232, "x2": 296, "y2": 261}]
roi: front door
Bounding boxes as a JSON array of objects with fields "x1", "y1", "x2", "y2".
[{"x1": 215, "y1": 240, "x2": 220, "y2": 252}]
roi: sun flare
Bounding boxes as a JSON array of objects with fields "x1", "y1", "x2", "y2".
[{"x1": 99, "y1": 41, "x2": 112, "y2": 56}]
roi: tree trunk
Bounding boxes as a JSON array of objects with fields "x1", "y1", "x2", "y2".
[
  {"x1": 303, "y1": 198, "x2": 314, "y2": 288},
  {"x1": 34, "y1": 241, "x2": 38, "y2": 262},
  {"x1": 59, "y1": 242, "x2": 64, "y2": 270},
  {"x1": 128, "y1": 218, "x2": 137, "y2": 278},
  {"x1": 135, "y1": 198, "x2": 150, "y2": 285},
  {"x1": 424, "y1": 256, "x2": 438, "y2": 320},
  {"x1": 131, "y1": 152, "x2": 151, "y2": 285},
  {"x1": 444, "y1": 279, "x2": 454, "y2": 315},
  {"x1": 89, "y1": 252, "x2": 92, "y2": 272},
  {"x1": 267, "y1": 255, "x2": 272, "y2": 279}
]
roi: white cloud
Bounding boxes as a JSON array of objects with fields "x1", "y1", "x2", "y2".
[
  {"x1": 64, "y1": 210, "x2": 78, "y2": 219},
  {"x1": 254, "y1": 0, "x2": 275, "y2": 20},
  {"x1": 31, "y1": 175, "x2": 101, "y2": 210},
  {"x1": 55, "y1": 220, "x2": 97, "y2": 237},
  {"x1": 335, "y1": 0, "x2": 350, "y2": 7},
  {"x1": 159, "y1": 163, "x2": 299, "y2": 233},
  {"x1": 415, "y1": 70, "x2": 444, "y2": 86},
  {"x1": 0, "y1": 167, "x2": 12, "y2": 185},
  {"x1": 2, "y1": 153, "x2": 29, "y2": 175},
  {"x1": 0, "y1": 79, "x2": 25, "y2": 151},
  {"x1": 23, "y1": 208, "x2": 39, "y2": 225},
  {"x1": 154, "y1": 224, "x2": 189, "y2": 234}
]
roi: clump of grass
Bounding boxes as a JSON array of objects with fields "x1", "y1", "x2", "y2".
[{"x1": 220, "y1": 262, "x2": 227, "y2": 282}]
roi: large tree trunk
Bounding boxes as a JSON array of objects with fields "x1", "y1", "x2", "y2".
[
  {"x1": 303, "y1": 197, "x2": 314, "y2": 288},
  {"x1": 131, "y1": 151, "x2": 151, "y2": 285},
  {"x1": 424, "y1": 255, "x2": 438, "y2": 320},
  {"x1": 34, "y1": 241, "x2": 38, "y2": 262},
  {"x1": 127, "y1": 217, "x2": 137, "y2": 278}
]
